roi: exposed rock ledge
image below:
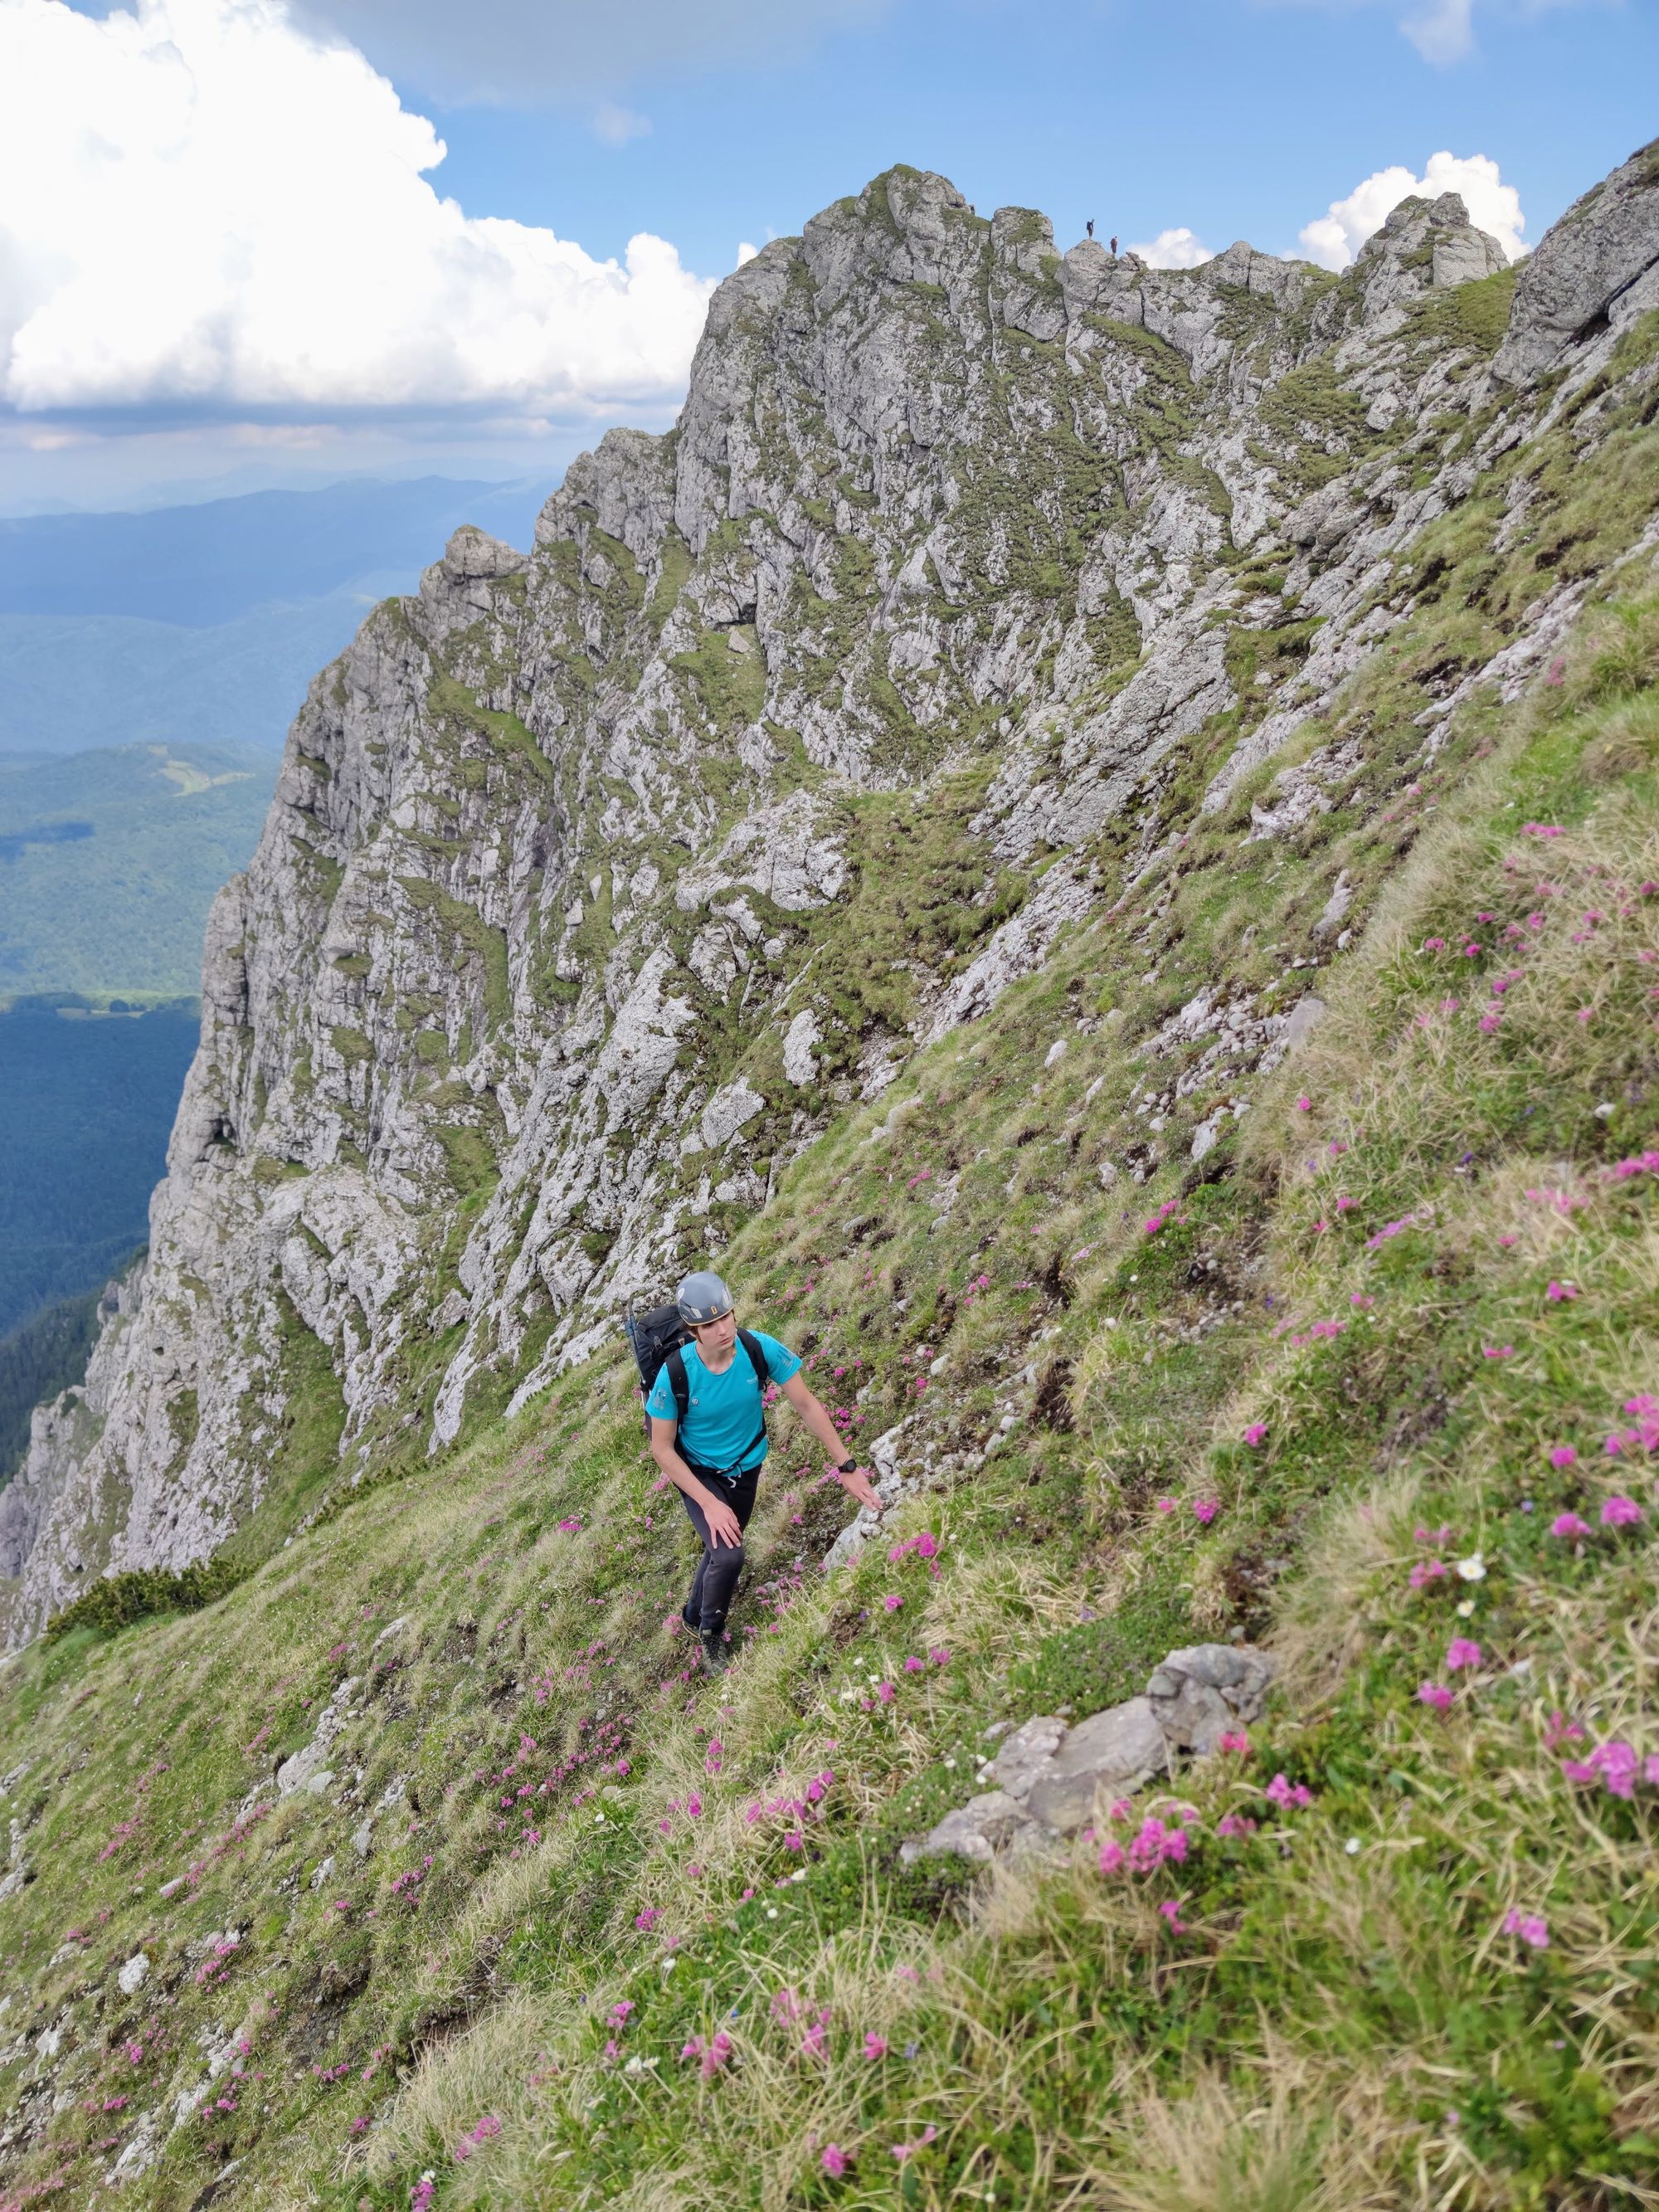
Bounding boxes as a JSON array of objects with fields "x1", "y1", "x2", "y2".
[{"x1": 901, "y1": 1641, "x2": 1274, "y2": 1864}]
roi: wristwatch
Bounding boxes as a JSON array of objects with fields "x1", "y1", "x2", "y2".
[{"x1": 834, "y1": 1457, "x2": 859, "y2": 1474}]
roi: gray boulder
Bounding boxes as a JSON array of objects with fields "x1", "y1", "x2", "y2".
[
  {"x1": 1024, "y1": 1698, "x2": 1169, "y2": 1835},
  {"x1": 1496, "y1": 137, "x2": 1659, "y2": 384},
  {"x1": 1146, "y1": 1643, "x2": 1277, "y2": 1756},
  {"x1": 992, "y1": 1714, "x2": 1068, "y2": 1801},
  {"x1": 900, "y1": 1790, "x2": 1044, "y2": 1867}
]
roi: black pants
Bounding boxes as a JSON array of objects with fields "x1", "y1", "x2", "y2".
[{"x1": 679, "y1": 1461, "x2": 760, "y2": 1634}]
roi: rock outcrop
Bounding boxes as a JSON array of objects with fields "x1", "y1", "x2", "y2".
[
  {"x1": 3, "y1": 142, "x2": 1656, "y2": 1644},
  {"x1": 902, "y1": 1643, "x2": 1276, "y2": 1864},
  {"x1": 1496, "y1": 138, "x2": 1659, "y2": 383}
]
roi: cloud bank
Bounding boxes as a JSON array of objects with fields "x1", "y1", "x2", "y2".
[
  {"x1": 1298, "y1": 151, "x2": 1527, "y2": 270},
  {"x1": 1129, "y1": 227, "x2": 1214, "y2": 270},
  {"x1": 0, "y1": 0, "x2": 719, "y2": 419}
]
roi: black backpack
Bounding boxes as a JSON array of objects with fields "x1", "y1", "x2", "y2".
[{"x1": 622, "y1": 1300, "x2": 772, "y2": 1464}]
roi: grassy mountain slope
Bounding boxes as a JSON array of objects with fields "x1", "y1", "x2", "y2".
[{"x1": 0, "y1": 313, "x2": 1655, "y2": 2209}]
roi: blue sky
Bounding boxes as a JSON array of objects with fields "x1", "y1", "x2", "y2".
[
  {"x1": 426, "y1": 0, "x2": 1652, "y2": 276},
  {"x1": 1, "y1": 0, "x2": 1652, "y2": 513}
]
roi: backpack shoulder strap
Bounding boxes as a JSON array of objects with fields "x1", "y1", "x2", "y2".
[
  {"x1": 737, "y1": 1328, "x2": 771, "y2": 1396},
  {"x1": 664, "y1": 1345, "x2": 691, "y2": 1427}
]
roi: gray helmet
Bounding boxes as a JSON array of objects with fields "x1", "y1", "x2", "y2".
[{"x1": 676, "y1": 1269, "x2": 734, "y2": 1325}]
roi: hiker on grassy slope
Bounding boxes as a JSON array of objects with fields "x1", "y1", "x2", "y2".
[{"x1": 643, "y1": 1270, "x2": 883, "y2": 1674}]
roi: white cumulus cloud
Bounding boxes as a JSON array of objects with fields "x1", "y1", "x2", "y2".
[
  {"x1": 1298, "y1": 151, "x2": 1526, "y2": 271},
  {"x1": 1128, "y1": 227, "x2": 1214, "y2": 270},
  {"x1": 0, "y1": 0, "x2": 719, "y2": 417}
]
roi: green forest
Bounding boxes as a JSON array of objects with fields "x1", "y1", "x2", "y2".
[{"x1": 0, "y1": 1004, "x2": 198, "y2": 1478}]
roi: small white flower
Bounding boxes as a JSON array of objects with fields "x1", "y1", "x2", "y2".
[
  {"x1": 594, "y1": 1813, "x2": 606, "y2": 1824},
  {"x1": 1456, "y1": 1552, "x2": 1486, "y2": 1582},
  {"x1": 661, "y1": 1956, "x2": 678, "y2": 1971},
  {"x1": 944, "y1": 1758, "x2": 956, "y2": 1770},
  {"x1": 790, "y1": 1869, "x2": 806, "y2": 1883},
  {"x1": 1455, "y1": 1598, "x2": 1476, "y2": 1619},
  {"x1": 766, "y1": 1906, "x2": 779, "y2": 1919},
  {"x1": 1345, "y1": 1838, "x2": 1361, "y2": 1856}
]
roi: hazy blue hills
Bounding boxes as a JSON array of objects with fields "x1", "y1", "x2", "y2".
[
  {"x1": 0, "y1": 474, "x2": 553, "y2": 756},
  {"x1": 0, "y1": 740, "x2": 274, "y2": 1001},
  {"x1": 0, "y1": 474, "x2": 550, "y2": 625}
]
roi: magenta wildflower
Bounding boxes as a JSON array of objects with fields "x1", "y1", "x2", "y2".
[
  {"x1": 821, "y1": 2144, "x2": 849, "y2": 2177},
  {"x1": 1503, "y1": 1908, "x2": 1550, "y2": 1949},
  {"x1": 1219, "y1": 1730, "x2": 1250, "y2": 1754},
  {"x1": 1418, "y1": 1682, "x2": 1454, "y2": 1712},
  {"x1": 1243, "y1": 1422, "x2": 1267, "y2": 1446},
  {"x1": 1216, "y1": 1813, "x2": 1258, "y2": 1839},
  {"x1": 1601, "y1": 1494, "x2": 1644, "y2": 1527},
  {"x1": 1550, "y1": 1513, "x2": 1592, "y2": 1541},
  {"x1": 864, "y1": 2033, "x2": 888, "y2": 2060},
  {"x1": 1409, "y1": 1559, "x2": 1448, "y2": 1588},
  {"x1": 1445, "y1": 1637, "x2": 1482, "y2": 1673},
  {"x1": 1545, "y1": 1280, "x2": 1579, "y2": 1303},
  {"x1": 903, "y1": 1654, "x2": 924, "y2": 1674},
  {"x1": 1548, "y1": 1445, "x2": 1578, "y2": 1469},
  {"x1": 1192, "y1": 1498, "x2": 1220, "y2": 1526},
  {"x1": 1156, "y1": 1898, "x2": 1187, "y2": 1932},
  {"x1": 1481, "y1": 1346, "x2": 1514, "y2": 1359},
  {"x1": 1155, "y1": 1496, "x2": 1176, "y2": 1514},
  {"x1": 1264, "y1": 1772, "x2": 1314, "y2": 1810},
  {"x1": 876, "y1": 1681, "x2": 897, "y2": 1704},
  {"x1": 892, "y1": 2127, "x2": 937, "y2": 2164}
]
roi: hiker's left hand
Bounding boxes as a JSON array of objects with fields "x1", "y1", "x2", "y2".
[{"x1": 839, "y1": 1465, "x2": 883, "y2": 1515}]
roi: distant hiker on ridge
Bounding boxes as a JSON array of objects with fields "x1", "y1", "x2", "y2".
[
  {"x1": 1110, "y1": 235, "x2": 1118, "y2": 256},
  {"x1": 627, "y1": 1271, "x2": 883, "y2": 1674},
  {"x1": 1086, "y1": 219, "x2": 1094, "y2": 238}
]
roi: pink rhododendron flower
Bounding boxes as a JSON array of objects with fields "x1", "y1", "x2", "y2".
[
  {"x1": 1418, "y1": 1683, "x2": 1454, "y2": 1711},
  {"x1": 1503, "y1": 1908, "x2": 1550, "y2": 1949},
  {"x1": 1602, "y1": 1494, "x2": 1644, "y2": 1527},
  {"x1": 1550, "y1": 1513, "x2": 1592, "y2": 1540},
  {"x1": 1445, "y1": 1638, "x2": 1482, "y2": 1673}
]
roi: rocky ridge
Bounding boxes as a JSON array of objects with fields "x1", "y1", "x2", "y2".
[{"x1": 2, "y1": 143, "x2": 1657, "y2": 1645}]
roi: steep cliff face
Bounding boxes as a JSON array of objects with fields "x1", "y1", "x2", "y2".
[{"x1": 4, "y1": 149, "x2": 1657, "y2": 1644}]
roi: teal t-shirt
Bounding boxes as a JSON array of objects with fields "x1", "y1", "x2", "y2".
[{"x1": 645, "y1": 1330, "x2": 801, "y2": 1474}]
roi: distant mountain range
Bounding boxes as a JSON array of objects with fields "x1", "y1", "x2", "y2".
[{"x1": 0, "y1": 474, "x2": 552, "y2": 755}]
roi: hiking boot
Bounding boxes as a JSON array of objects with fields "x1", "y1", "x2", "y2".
[{"x1": 699, "y1": 1628, "x2": 732, "y2": 1674}]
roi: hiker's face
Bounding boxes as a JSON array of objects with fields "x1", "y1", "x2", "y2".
[{"x1": 694, "y1": 1310, "x2": 737, "y2": 1357}]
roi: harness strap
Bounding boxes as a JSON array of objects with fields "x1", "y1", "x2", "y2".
[{"x1": 663, "y1": 1331, "x2": 774, "y2": 1476}]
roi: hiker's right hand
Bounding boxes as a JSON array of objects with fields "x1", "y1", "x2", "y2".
[{"x1": 704, "y1": 1497, "x2": 743, "y2": 1549}]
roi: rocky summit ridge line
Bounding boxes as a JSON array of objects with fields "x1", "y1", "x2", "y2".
[{"x1": 2, "y1": 143, "x2": 1657, "y2": 1647}]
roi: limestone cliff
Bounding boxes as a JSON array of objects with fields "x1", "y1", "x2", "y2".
[{"x1": 4, "y1": 146, "x2": 1657, "y2": 1644}]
